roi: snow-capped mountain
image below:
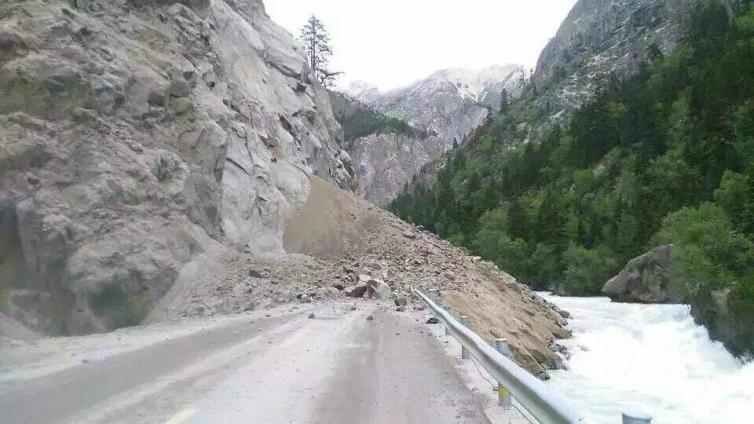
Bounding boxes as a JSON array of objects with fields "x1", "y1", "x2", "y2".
[
  {"x1": 346, "y1": 65, "x2": 524, "y2": 145},
  {"x1": 336, "y1": 65, "x2": 524, "y2": 205}
]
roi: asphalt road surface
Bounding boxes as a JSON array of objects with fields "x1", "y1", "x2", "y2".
[{"x1": 0, "y1": 303, "x2": 492, "y2": 424}]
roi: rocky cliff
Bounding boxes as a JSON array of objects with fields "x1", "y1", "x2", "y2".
[
  {"x1": 349, "y1": 65, "x2": 524, "y2": 145},
  {"x1": 530, "y1": 0, "x2": 696, "y2": 127},
  {"x1": 0, "y1": 0, "x2": 355, "y2": 334},
  {"x1": 329, "y1": 91, "x2": 437, "y2": 205},
  {"x1": 338, "y1": 65, "x2": 523, "y2": 205}
]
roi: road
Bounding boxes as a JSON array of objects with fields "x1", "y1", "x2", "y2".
[{"x1": 0, "y1": 303, "x2": 492, "y2": 424}]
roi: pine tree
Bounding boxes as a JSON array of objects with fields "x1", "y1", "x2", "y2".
[{"x1": 299, "y1": 16, "x2": 339, "y2": 87}]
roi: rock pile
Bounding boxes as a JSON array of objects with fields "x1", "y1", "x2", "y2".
[{"x1": 279, "y1": 176, "x2": 571, "y2": 375}]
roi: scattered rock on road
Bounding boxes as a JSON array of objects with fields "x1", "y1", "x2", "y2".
[
  {"x1": 426, "y1": 317, "x2": 440, "y2": 324},
  {"x1": 366, "y1": 278, "x2": 392, "y2": 300},
  {"x1": 345, "y1": 283, "x2": 368, "y2": 298}
]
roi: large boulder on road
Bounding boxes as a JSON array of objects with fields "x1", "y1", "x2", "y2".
[{"x1": 366, "y1": 278, "x2": 392, "y2": 300}]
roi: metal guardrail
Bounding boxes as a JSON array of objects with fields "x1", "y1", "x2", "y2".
[
  {"x1": 413, "y1": 285, "x2": 653, "y2": 424},
  {"x1": 413, "y1": 285, "x2": 586, "y2": 424}
]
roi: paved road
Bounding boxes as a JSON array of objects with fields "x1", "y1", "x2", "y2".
[{"x1": 0, "y1": 303, "x2": 490, "y2": 424}]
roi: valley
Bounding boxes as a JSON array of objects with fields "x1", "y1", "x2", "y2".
[{"x1": 1, "y1": 0, "x2": 753, "y2": 422}]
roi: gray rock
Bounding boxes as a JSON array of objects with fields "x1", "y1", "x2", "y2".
[
  {"x1": 147, "y1": 90, "x2": 167, "y2": 107},
  {"x1": 345, "y1": 284, "x2": 368, "y2": 298},
  {"x1": 690, "y1": 288, "x2": 754, "y2": 357},
  {"x1": 366, "y1": 278, "x2": 392, "y2": 300},
  {"x1": 0, "y1": 0, "x2": 355, "y2": 335},
  {"x1": 170, "y1": 97, "x2": 194, "y2": 114},
  {"x1": 602, "y1": 245, "x2": 683, "y2": 304},
  {"x1": 169, "y1": 79, "x2": 192, "y2": 98}
]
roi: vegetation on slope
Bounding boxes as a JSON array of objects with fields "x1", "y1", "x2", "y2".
[
  {"x1": 390, "y1": 1, "x2": 754, "y2": 310},
  {"x1": 329, "y1": 91, "x2": 426, "y2": 142}
]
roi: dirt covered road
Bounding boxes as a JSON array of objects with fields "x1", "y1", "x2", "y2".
[{"x1": 0, "y1": 302, "x2": 509, "y2": 424}]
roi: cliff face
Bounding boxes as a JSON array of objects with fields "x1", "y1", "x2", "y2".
[
  {"x1": 329, "y1": 91, "x2": 436, "y2": 206},
  {"x1": 0, "y1": 0, "x2": 355, "y2": 334},
  {"x1": 531, "y1": 0, "x2": 696, "y2": 124},
  {"x1": 350, "y1": 65, "x2": 524, "y2": 145},
  {"x1": 339, "y1": 65, "x2": 523, "y2": 205}
]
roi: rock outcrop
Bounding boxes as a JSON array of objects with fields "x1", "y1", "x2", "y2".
[
  {"x1": 602, "y1": 245, "x2": 683, "y2": 303},
  {"x1": 0, "y1": 0, "x2": 354, "y2": 335},
  {"x1": 336, "y1": 66, "x2": 524, "y2": 205},
  {"x1": 531, "y1": 0, "x2": 697, "y2": 127},
  {"x1": 329, "y1": 90, "x2": 436, "y2": 205},
  {"x1": 690, "y1": 288, "x2": 754, "y2": 357}
]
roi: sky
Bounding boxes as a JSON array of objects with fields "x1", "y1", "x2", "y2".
[{"x1": 265, "y1": 0, "x2": 578, "y2": 91}]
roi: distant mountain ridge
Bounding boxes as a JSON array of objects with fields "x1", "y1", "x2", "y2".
[
  {"x1": 346, "y1": 64, "x2": 525, "y2": 143},
  {"x1": 334, "y1": 65, "x2": 524, "y2": 205}
]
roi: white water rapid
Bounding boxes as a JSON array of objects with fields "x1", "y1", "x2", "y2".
[{"x1": 541, "y1": 294, "x2": 754, "y2": 423}]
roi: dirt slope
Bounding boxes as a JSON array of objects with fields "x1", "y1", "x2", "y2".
[{"x1": 284, "y1": 176, "x2": 570, "y2": 375}]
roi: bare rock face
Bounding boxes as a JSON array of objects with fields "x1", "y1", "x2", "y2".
[
  {"x1": 339, "y1": 66, "x2": 524, "y2": 205},
  {"x1": 602, "y1": 245, "x2": 683, "y2": 304},
  {"x1": 350, "y1": 133, "x2": 432, "y2": 206},
  {"x1": 348, "y1": 65, "x2": 524, "y2": 145},
  {"x1": 0, "y1": 0, "x2": 354, "y2": 335},
  {"x1": 531, "y1": 0, "x2": 698, "y2": 126}
]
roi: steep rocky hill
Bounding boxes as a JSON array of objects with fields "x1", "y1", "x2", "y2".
[
  {"x1": 0, "y1": 0, "x2": 355, "y2": 334},
  {"x1": 329, "y1": 91, "x2": 436, "y2": 205},
  {"x1": 528, "y1": 0, "x2": 697, "y2": 131}
]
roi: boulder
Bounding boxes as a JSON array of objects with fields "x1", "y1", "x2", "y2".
[
  {"x1": 366, "y1": 278, "x2": 392, "y2": 300},
  {"x1": 601, "y1": 245, "x2": 683, "y2": 303},
  {"x1": 345, "y1": 283, "x2": 368, "y2": 298}
]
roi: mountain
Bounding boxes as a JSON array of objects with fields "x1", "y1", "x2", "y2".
[
  {"x1": 534, "y1": 0, "x2": 696, "y2": 109},
  {"x1": 329, "y1": 91, "x2": 437, "y2": 205},
  {"x1": 349, "y1": 64, "x2": 524, "y2": 144},
  {"x1": 335, "y1": 65, "x2": 524, "y2": 205},
  {"x1": 391, "y1": 0, "x2": 754, "y2": 356}
]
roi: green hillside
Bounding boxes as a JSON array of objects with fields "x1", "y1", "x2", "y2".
[{"x1": 391, "y1": 1, "x2": 754, "y2": 339}]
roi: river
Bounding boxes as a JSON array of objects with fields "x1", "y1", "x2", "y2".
[{"x1": 540, "y1": 294, "x2": 754, "y2": 423}]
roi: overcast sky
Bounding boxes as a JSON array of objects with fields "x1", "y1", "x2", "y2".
[{"x1": 265, "y1": 0, "x2": 577, "y2": 91}]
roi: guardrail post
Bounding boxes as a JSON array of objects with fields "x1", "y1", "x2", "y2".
[
  {"x1": 622, "y1": 411, "x2": 652, "y2": 424},
  {"x1": 459, "y1": 315, "x2": 470, "y2": 359},
  {"x1": 494, "y1": 338, "x2": 513, "y2": 407},
  {"x1": 442, "y1": 305, "x2": 452, "y2": 335}
]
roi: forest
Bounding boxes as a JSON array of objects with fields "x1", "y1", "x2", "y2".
[{"x1": 390, "y1": 1, "x2": 754, "y2": 312}]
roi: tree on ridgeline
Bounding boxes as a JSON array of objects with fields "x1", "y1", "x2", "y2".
[{"x1": 299, "y1": 15, "x2": 341, "y2": 87}]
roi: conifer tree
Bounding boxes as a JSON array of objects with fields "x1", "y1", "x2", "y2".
[{"x1": 299, "y1": 15, "x2": 340, "y2": 87}]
